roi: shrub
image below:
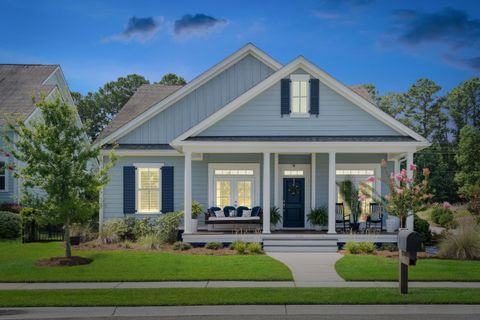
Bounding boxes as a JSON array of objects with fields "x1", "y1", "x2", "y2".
[
  {"x1": 414, "y1": 214, "x2": 432, "y2": 246},
  {"x1": 270, "y1": 207, "x2": 282, "y2": 225},
  {"x1": 99, "y1": 219, "x2": 125, "y2": 244},
  {"x1": 172, "y1": 241, "x2": 192, "y2": 251},
  {"x1": 138, "y1": 234, "x2": 162, "y2": 250},
  {"x1": 382, "y1": 243, "x2": 398, "y2": 252},
  {"x1": 437, "y1": 218, "x2": 480, "y2": 260},
  {"x1": 191, "y1": 200, "x2": 204, "y2": 219},
  {"x1": 0, "y1": 202, "x2": 22, "y2": 213},
  {"x1": 133, "y1": 217, "x2": 154, "y2": 239},
  {"x1": 231, "y1": 240, "x2": 247, "y2": 254},
  {"x1": 204, "y1": 242, "x2": 223, "y2": 250},
  {"x1": 19, "y1": 207, "x2": 38, "y2": 224},
  {"x1": 307, "y1": 206, "x2": 328, "y2": 227},
  {"x1": 70, "y1": 223, "x2": 97, "y2": 242},
  {"x1": 344, "y1": 241, "x2": 360, "y2": 254},
  {"x1": 156, "y1": 211, "x2": 182, "y2": 244},
  {"x1": 0, "y1": 211, "x2": 21, "y2": 239},
  {"x1": 247, "y1": 242, "x2": 263, "y2": 254},
  {"x1": 431, "y1": 206, "x2": 454, "y2": 227},
  {"x1": 358, "y1": 242, "x2": 376, "y2": 254}
]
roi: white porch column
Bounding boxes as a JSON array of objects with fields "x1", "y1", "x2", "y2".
[
  {"x1": 98, "y1": 156, "x2": 104, "y2": 232},
  {"x1": 406, "y1": 152, "x2": 414, "y2": 231},
  {"x1": 184, "y1": 150, "x2": 192, "y2": 234},
  {"x1": 311, "y1": 153, "x2": 316, "y2": 210},
  {"x1": 263, "y1": 152, "x2": 271, "y2": 234},
  {"x1": 274, "y1": 153, "x2": 279, "y2": 208},
  {"x1": 328, "y1": 151, "x2": 336, "y2": 234},
  {"x1": 394, "y1": 159, "x2": 400, "y2": 175}
]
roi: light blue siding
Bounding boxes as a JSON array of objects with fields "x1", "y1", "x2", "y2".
[
  {"x1": 118, "y1": 55, "x2": 275, "y2": 144},
  {"x1": 0, "y1": 131, "x2": 15, "y2": 204},
  {"x1": 199, "y1": 81, "x2": 402, "y2": 137}
]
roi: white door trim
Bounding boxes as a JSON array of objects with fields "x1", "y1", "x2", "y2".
[{"x1": 278, "y1": 164, "x2": 311, "y2": 229}]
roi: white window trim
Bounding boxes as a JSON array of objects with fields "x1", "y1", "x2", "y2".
[
  {"x1": 133, "y1": 163, "x2": 164, "y2": 214},
  {"x1": 0, "y1": 157, "x2": 8, "y2": 192},
  {"x1": 335, "y1": 163, "x2": 382, "y2": 199},
  {"x1": 208, "y1": 163, "x2": 260, "y2": 208},
  {"x1": 290, "y1": 74, "x2": 311, "y2": 117}
]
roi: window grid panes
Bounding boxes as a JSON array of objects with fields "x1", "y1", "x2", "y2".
[
  {"x1": 336, "y1": 169, "x2": 375, "y2": 176},
  {"x1": 284, "y1": 170, "x2": 304, "y2": 176},
  {"x1": 291, "y1": 80, "x2": 308, "y2": 114},
  {"x1": 236, "y1": 180, "x2": 252, "y2": 207},
  {"x1": 138, "y1": 168, "x2": 160, "y2": 213},
  {"x1": 214, "y1": 169, "x2": 254, "y2": 175},
  {"x1": 215, "y1": 180, "x2": 231, "y2": 208},
  {"x1": 0, "y1": 161, "x2": 5, "y2": 190}
]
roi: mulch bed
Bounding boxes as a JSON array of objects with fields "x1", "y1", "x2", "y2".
[
  {"x1": 339, "y1": 250, "x2": 430, "y2": 259},
  {"x1": 77, "y1": 241, "x2": 237, "y2": 256},
  {"x1": 36, "y1": 256, "x2": 93, "y2": 267}
]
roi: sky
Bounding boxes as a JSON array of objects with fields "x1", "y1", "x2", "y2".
[{"x1": 1, "y1": 0, "x2": 479, "y2": 95}]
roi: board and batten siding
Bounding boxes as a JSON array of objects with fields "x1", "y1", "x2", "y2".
[
  {"x1": 118, "y1": 55, "x2": 275, "y2": 144},
  {"x1": 198, "y1": 81, "x2": 403, "y2": 136}
]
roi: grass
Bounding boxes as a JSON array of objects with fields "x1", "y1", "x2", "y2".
[
  {"x1": 1, "y1": 288, "x2": 480, "y2": 306},
  {"x1": 0, "y1": 240, "x2": 292, "y2": 282},
  {"x1": 336, "y1": 254, "x2": 480, "y2": 281}
]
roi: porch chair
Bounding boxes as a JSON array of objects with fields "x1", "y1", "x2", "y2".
[
  {"x1": 366, "y1": 203, "x2": 383, "y2": 232},
  {"x1": 335, "y1": 203, "x2": 350, "y2": 232}
]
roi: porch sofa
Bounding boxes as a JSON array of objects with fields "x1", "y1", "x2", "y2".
[{"x1": 205, "y1": 206, "x2": 263, "y2": 225}]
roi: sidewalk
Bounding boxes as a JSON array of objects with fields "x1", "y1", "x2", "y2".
[
  {"x1": 1, "y1": 281, "x2": 480, "y2": 289},
  {"x1": 1, "y1": 305, "x2": 480, "y2": 319}
]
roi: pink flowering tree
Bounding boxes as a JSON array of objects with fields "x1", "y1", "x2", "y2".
[{"x1": 361, "y1": 161, "x2": 432, "y2": 228}]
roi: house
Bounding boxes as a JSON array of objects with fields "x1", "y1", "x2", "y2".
[
  {"x1": 0, "y1": 64, "x2": 75, "y2": 204},
  {"x1": 95, "y1": 44, "x2": 429, "y2": 251}
]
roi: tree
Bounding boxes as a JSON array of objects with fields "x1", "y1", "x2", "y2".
[
  {"x1": 446, "y1": 77, "x2": 480, "y2": 142},
  {"x1": 377, "y1": 93, "x2": 408, "y2": 124},
  {"x1": 455, "y1": 125, "x2": 480, "y2": 198},
  {"x1": 158, "y1": 73, "x2": 186, "y2": 85},
  {"x1": 359, "y1": 84, "x2": 378, "y2": 102},
  {"x1": 73, "y1": 74, "x2": 149, "y2": 140},
  {"x1": 4, "y1": 97, "x2": 116, "y2": 258}
]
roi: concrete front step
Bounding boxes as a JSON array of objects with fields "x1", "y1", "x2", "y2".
[
  {"x1": 264, "y1": 246, "x2": 338, "y2": 252},
  {"x1": 263, "y1": 240, "x2": 338, "y2": 246}
]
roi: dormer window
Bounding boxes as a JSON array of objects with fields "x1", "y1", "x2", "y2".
[{"x1": 290, "y1": 74, "x2": 310, "y2": 117}]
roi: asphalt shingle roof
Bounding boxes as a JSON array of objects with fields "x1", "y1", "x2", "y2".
[
  {"x1": 0, "y1": 64, "x2": 58, "y2": 126},
  {"x1": 95, "y1": 84, "x2": 183, "y2": 142}
]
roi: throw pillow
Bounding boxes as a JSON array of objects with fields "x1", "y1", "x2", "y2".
[
  {"x1": 229, "y1": 209, "x2": 237, "y2": 217},
  {"x1": 214, "y1": 210, "x2": 224, "y2": 217},
  {"x1": 242, "y1": 209, "x2": 252, "y2": 217}
]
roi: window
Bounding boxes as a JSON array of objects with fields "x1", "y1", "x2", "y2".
[
  {"x1": 135, "y1": 164, "x2": 162, "y2": 213},
  {"x1": 290, "y1": 74, "x2": 310, "y2": 116},
  {"x1": 336, "y1": 167, "x2": 378, "y2": 216},
  {"x1": 210, "y1": 164, "x2": 259, "y2": 208},
  {"x1": 0, "y1": 160, "x2": 6, "y2": 191},
  {"x1": 284, "y1": 170, "x2": 304, "y2": 176}
]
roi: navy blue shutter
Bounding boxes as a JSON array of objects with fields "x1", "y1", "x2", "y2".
[
  {"x1": 161, "y1": 166, "x2": 174, "y2": 213},
  {"x1": 280, "y1": 78, "x2": 291, "y2": 116},
  {"x1": 310, "y1": 78, "x2": 319, "y2": 116},
  {"x1": 123, "y1": 166, "x2": 136, "y2": 214}
]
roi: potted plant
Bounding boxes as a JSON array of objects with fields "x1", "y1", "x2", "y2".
[
  {"x1": 307, "y1": 206, "x2": 328, "y2": 231},
  {"x1": 69, "y1": 223, "x2": 82, "y2": 245},
  {"x1": 270, "y1": 206, "x2": 282, "y2": 231},
  {"x1": 191, "y1": 200, "x2": 203, "y2": 233}
]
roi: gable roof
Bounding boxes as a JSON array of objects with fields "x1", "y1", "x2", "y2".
[
  {"x1": 173, "y1": 56, "x2": 429, "y2": 146},
  {"x1": 348, "y1": 85, "x2": 375, "y2": 104},
  {"x1": 0, "y1": 64, "x2": 58, "y2": 125},
  {"x1": 94, "y1": 43, "x2": 282, "y2": 146},
  {"x1": 96, "y1": 84, "x2": 183, "y2": 141}
]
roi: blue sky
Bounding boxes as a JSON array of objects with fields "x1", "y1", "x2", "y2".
[{"x1": 1, "y1": 0, "x2": 479, "y2": 95}]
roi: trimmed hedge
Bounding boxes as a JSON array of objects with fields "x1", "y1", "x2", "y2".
[{"x1": 0, "y1": 211, "x2": 21, "y2": 239}]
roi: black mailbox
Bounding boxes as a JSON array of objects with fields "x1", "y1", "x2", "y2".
[{"x1": 398, "y1": 230, "x2": 422, "y2": 253}]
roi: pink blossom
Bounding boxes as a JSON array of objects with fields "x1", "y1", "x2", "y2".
[
  {"x1": 384, "y1": 195, "x2": 391, "y2": 200},
  {"x1": 366, "y1": 176, "x2": 376, "y2": 183},
  {"x1": 409, "y1": 164, "x2": 417, "y2": 171},
  {"x1": 395, "y1": 174, "x2": 403, "y2": 182},
  {"x1": 396, "y1": 188, "x2": 403, "y2": 194},
  {"x1": 358, "y1": 194, "x2": 366, "y2": 202},
  {"x1": 442, "y1": 201, "x2": 451, "y2": 209},
  {"x1": 400, "y1": 169, "x2": 407, "y2": 176}
]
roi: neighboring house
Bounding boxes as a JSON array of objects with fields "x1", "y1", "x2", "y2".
[
  {"x1": 0, "y1": 64, "x2": 75, "y2": 204},
  {"x1": 95, "y1": 44, "x2": 429, "y2": 250}
]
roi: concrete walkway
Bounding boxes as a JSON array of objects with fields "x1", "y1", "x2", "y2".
[
  {"x1": 267, "y1": 252, "x2": 345, "y2": 285},
  {"x1": 2, "y1": 305, "x2": 480, "y2": 319},
  {"x1": 2, "y1": 281, "x2": 480, "y2": 290}
]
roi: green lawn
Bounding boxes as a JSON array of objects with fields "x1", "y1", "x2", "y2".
[
  {"x1": 1, "y1": 288, "x2": 480, "y2": 307},
  {"x1": 336, "y1": 254, "x2": 480, "y2": 281},
  {"x1": 0, "y1": 240, "x2": 292, "y2": 282}
]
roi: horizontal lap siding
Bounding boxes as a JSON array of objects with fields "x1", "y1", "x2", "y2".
[
  {"x1": 199, "y1": 82, "x2": 402, "y2": 136},
  {"x1": 119, "y1": 55, "x2": 274, "y2": 144}
]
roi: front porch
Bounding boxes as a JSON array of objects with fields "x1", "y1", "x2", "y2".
[{"x1": 182, "y1": 147, "x2": 417, "y2": 247}]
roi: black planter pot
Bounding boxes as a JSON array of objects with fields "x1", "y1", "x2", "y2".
[{"x1": 70, "y1": 236, "x2": 81, "y2": 246}]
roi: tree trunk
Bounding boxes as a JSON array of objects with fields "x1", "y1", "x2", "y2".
[{"x1": 64, "y1": 218, "x2": 71, "y2": 258}]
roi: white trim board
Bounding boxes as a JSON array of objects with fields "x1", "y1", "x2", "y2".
[
  {"x1": 173, "y1": 56, "x2": 429, "y2": 146},
  {"x1": 94, "y1": 43, "x2": 282, "y2": 147}
]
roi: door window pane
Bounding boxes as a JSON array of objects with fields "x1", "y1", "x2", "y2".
[
  {"x1": 216, "y1": 180, "x2": 231, "y2": 208},
  {"x1": 237, "y1": 180, "x2": 252, "y2": 207}
]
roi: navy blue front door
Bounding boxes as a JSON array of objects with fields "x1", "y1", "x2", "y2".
[{"x1": 283, "y1": 178, "x2": 305, "y2": 228}]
